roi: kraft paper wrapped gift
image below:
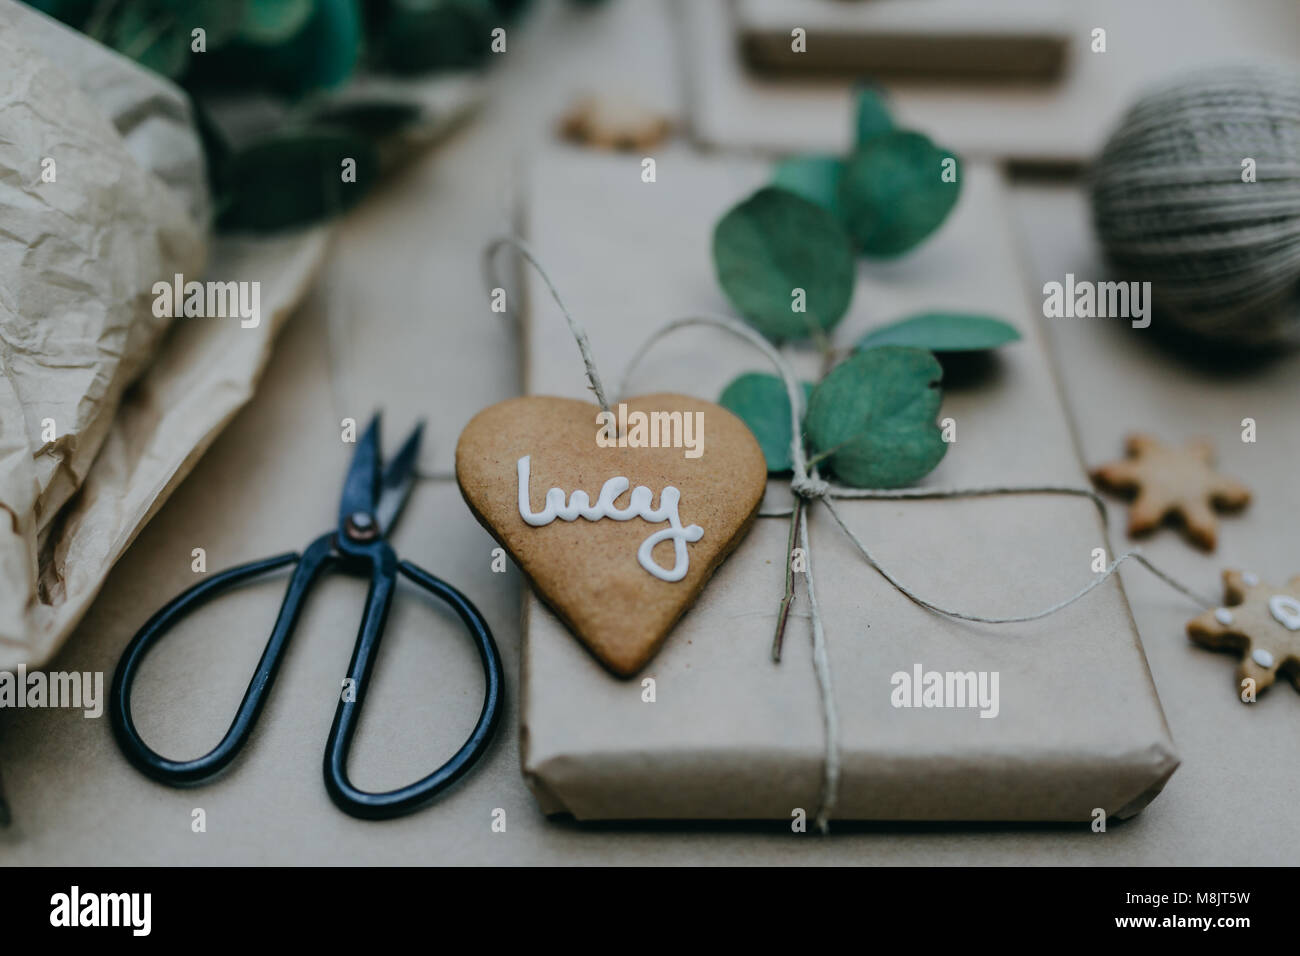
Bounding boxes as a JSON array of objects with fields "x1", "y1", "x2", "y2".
[
  {"x1": 515, "y1": 145, "x2": 1179, "y2": 821},
  {"x1": 679, "y1": 0, "x2": 1300, "y2": 164}
]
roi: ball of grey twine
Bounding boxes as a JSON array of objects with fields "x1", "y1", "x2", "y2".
[{"x1": 1090, "y1": 63, "x2": 1300, "y2": 347}]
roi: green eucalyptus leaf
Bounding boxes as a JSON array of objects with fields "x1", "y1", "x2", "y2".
[
  {"x1": 856, "y1": 312, "x2": 1020, "y2": 352},
  {"x1": 26, "y1": 0, "x2": 96, "y2": 29},
  {"x1": 111, "y1": 2, "x2": 191, "y2": 78},
  {"x1": 771, "y1": 154, "x2": 843, "y2": 218},
  {"x1": 838, "y1": 131, "x2": 961, "y2": 257},
  {"x1": 719, "y1": 373, "x2": 814, "y2": 473},
  {"x1": 490, "y1": 0, "x2": 532, "y2": 18},
  {"x1": 377, "y1": 0, "x2": 494, "y2": 74},
  {"x1": 159, "y1": 0, "x2": 245, "y2": 47},
  {"x1": 216, "y1": 128, "x2": 377, "y2": 233},
  {"x1": 712, "y1": 186, "x2": 856, "y2": 342},
  {"x1": 306, "y1": 100, "x2": 424, "y2": 138},
  {"x1": 853, "y1": 85, "x2": 894, "y2": 146},
  {"x1": 189, "y1": 0, "x2": 359, "y2": 95},
  {"x1": 239, "y1": 0, "x2": 315, "y2": 43},
  {"x1": 219, "y1": 0, "x2": 361, "y2": 95},
  {"x1": 804, "y1": 346, "x2": 946, "y2": 488}
]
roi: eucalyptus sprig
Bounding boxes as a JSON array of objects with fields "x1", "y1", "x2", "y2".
[
  {"x1": 712, "y1": 88, "x2": 1020, "y2": 654},
  {"x1": 23, "y1": 0, "x2": 571, "y2": 232},
  {"x1": 716, "y1": 87, "x2": 1020, "y2": 488}
]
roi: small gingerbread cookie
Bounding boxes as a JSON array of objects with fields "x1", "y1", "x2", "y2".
[
  {"x1": 558, "y1": 94, "x2": 672, "y2": 151},
  {"x1": 1091, "y1": 434, "x2": 1250, "y2": 550},
  {"x1": 1188, "y1": 569, "x2": 1300, "y2": 699}
]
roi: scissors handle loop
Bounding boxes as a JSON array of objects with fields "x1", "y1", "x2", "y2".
[
  {"x1": 110, "y1": 534, "x2": 335, "y2": 785},
  {"x1": 110, "y1": 535, "x2": 504, "y2": 820},
  {"x1": 323, "y1": 559, "x2": 504, "y2": 819}
]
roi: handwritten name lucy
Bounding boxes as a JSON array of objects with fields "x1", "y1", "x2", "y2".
[{"x1": 516, "y1": 455, "x2": 703, "y2": 582}]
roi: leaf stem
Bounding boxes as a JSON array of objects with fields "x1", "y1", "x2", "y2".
[
  {"x1": 771, "y1": 494, "x2": 804, "y2": 662},
  {"x1": 819, "y1": 343, "x2": 841, "y2": 378},
  {"x1": 808, "y1": 323, "x2": 837, "y2": 373},
  {"x1": 806, "y1": 443, "x2": 845, "y2": 469}
]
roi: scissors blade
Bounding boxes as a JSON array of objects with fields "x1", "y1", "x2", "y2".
[
  {"x1": 375, "y1": 421, "x2": 424, "y2": 536},
  {"x1": 339, "y1": 413, "x2": 383, "y2": 532}
]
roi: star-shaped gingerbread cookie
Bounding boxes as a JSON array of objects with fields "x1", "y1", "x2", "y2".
[
  {"x1": 1188, "y1": 569, "x2": 1300, "y2": 698},
  {"x1": 1091, "y1": 434, "x2": 1250, "y2": 550}
]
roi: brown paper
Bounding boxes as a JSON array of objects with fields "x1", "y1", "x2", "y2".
[
  {"x1": 6, "y1": 1, "x2": 211, "y2": 228},
  {"x1": 0, "y1": 3, "x2": 330, "y2": 670},
  {"x1": 518, "y1": 146, "x2": 1178, "y2": 821}
]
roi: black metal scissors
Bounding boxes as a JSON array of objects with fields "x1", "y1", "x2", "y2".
[{"x1": 109, "y1": 414, "x2": 503, "y2": 819}]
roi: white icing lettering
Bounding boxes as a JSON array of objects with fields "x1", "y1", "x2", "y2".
[{"x1": 516, "y1": 456, "x2": 704, "y2": 582}]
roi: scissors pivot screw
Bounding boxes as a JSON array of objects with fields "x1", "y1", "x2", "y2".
[{"x1": 345, "y1": 511, "x2": 379, "y2": 541}]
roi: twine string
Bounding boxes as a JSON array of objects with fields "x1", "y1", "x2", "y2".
[
  {"x1": 797, "y1": 497, "x2": 840, "y2": 828},
  {"x1": 489, "y1": 235, "x2": 1214, "y2": 834},
  {"x1": 483, "y1": 236, "x2": 613, "y2": 416}
]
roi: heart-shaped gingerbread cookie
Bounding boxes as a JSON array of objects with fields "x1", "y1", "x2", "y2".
[{"x1": 456, "y1": 393, "x2": 768, "y2": 676}]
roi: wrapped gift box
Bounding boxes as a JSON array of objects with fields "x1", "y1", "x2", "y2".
[
  {"x1": 679, "y1": 0, "x2": 1300, "y2": 165},
  {"x1": 515, "y1": 146, "x2": 1177, "y2": 821}
]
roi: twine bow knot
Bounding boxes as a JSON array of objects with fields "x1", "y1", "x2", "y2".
[{"x1": 791, "y1": 474, "x2": 831, "y2": 499}]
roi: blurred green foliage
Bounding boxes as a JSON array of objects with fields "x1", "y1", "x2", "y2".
[
  {"x1": 23, "y1": 0, "x2": 559, "y2": 231},
  {"x1": 29, "y1": 0, "x2": 535, "y2": 84}
]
